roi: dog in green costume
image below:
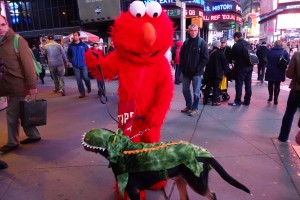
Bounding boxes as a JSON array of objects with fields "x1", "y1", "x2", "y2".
[{"x1": 82, "y1": 128, "x2": 251, "y2": 200}]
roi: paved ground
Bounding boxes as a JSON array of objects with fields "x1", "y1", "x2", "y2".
[{"x1": 0, "y1": 69, "x2": 299, "y2": 200}]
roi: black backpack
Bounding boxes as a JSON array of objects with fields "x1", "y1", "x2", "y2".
[{"x1": 241, "y1": 43, "x2": 259, "y2": 66}]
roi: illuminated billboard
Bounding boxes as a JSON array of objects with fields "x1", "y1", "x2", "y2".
[
  {"x1": 278, "y1": 0, "x2": 300, "y2": 3},
  {"x1": 277, "y1": 13, "x2": 300, "y2": 29},
  {"x1": 77, "y1": 0, "x2": 120, "y2": 23}
]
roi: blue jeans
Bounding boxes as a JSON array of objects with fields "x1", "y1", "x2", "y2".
[
  {"x1": 278, "y1": 90, "x2": 300, "y2": 142},
  {"x1": 73, "y1": 66, "x2": 91, "y2": 95},
  {"x1": 182, "y1": 75, "x2": 201, "y2": 110},
  {"x1": 235, "y1": 67, "x2": 253, "y2": 104}
]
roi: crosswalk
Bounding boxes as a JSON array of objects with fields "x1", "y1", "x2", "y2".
[{"x1": 251, "y1": 70, "x2": 290, "y2": 91}]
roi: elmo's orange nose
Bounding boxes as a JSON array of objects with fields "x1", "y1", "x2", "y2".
[{"x1": 143, "y1": 22, "x2": 156, "y2": 47}]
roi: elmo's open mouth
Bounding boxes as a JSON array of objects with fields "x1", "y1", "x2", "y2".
[{"x1": 126, "y1": 50, "x2": 159, "y2": 59}]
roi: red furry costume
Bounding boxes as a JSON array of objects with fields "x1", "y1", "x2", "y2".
[{"x1": 86, "y1": 1, "x2": 174, "y2": 198}]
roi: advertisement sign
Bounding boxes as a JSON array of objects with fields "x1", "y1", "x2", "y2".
[
  {"x1": 204, "y1": 1, "x2": 242, "y2": 13},
  {"x1": 77, "y1": 0, "x2": 120, "y2": 23},
  {"x1": 277, "y1": 13, "x2": 300, "y2": 29},
  {"x1": 203, "y1": 12, "x2": 242, "y2": 23},
  {"x1": 142, "y1": 0, "x2": 204, "y2": 6},
  {"x1": 247, "y1": 13, "x2": 260, "y2": 37},
  {"x1": 278, "y1": 0, "x2": 300, "y2": 3}
]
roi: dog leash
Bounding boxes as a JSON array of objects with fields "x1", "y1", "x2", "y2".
[{"x1": 97, "y1": 65, "x2": 145, "y2": 128}]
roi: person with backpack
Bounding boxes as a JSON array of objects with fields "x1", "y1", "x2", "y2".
[
  {"x1": 256, "y1": 41, "x2": 269, "y2": 83},
  {"x1": 228, "y1": 31, "x2": 254, "y2": 106},
  {"x1": 0, "y1": 15, "x2": 41, "y2": 153},
  {"x1": 179, "y1": 24, "x2": 209, "y2": 116}
]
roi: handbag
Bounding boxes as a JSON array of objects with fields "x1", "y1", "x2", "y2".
[
  {"x1": 20, "y1": 97, "x2": 47, "y2": 127},
  {"x1": 219, "y1": 75, "x2": 227, "y2": 90},
  {"x1": 278, "y1": 50, "x2": 288, "y2": 70}
]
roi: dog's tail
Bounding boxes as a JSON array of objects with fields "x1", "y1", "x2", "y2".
[{"x1": 205, "y1": 157, "x2": 251, "y2": 194}]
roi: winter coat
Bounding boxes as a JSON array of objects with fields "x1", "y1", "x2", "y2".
[
  {"x1": 67, "y1": 40, "x2": 89, "y2": 68},
  {"x1": 265, "y1": 46, "x2": 290, "y2": 82},
  {"x1": 0, "y1": 28, "x2": 37, "y2": 97},
  {"x1": 203, "y1": 47, "x2": 230, "y2": 82},
  {"x1": 230, "y1": 38, "x2": 252, "y2": 69},
  {"x1": 33, "y1": 47, "x2": 47, "y2": 65},
  {"x1": 179, "y1": 36, "x2": 209, "y2": 77},
  {"x1": 256, "y1": 45, "x2": 269, "y2": 65},
  {"x1": 286, "y1": 51, "x2": 300, "y2": 91},
  {"x1": 220, "y1": 45, "x2": 231, "y2": 63},
  {"x1": 44, "y1": 40, "x2": 67, "y2": 68},
  {"x1": 174, "y1": 40, "x2": 183, "y2": 65}
]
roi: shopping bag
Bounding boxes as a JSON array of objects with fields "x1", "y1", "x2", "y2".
[
  {"x1": 219, "y1": 75, "x2": 227, "y2": 90},
  {"x1": 20, "y1": 99, "x2": 47, "y2": 127}
]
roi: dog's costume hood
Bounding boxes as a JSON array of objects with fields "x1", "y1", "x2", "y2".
[{"x1": 82, "y1": 128, "x2": 213, "y2": 196}]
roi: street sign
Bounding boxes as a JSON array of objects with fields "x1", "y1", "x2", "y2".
[{"x1": 166, "y1": 9, "x2": 180, "y2": 17}]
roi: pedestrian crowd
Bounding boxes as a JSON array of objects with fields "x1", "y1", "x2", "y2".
[{"x1": 0, "y1": 19, "x2": 299, "y2": 170}]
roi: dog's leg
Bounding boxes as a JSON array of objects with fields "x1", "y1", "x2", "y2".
[{"x1": 174, "y1": 178, "x2": 189, "y2": 200}]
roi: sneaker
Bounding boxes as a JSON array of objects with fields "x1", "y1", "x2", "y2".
[
  {"x1": 189, "y1": 109, "x2": 198, "y2": 116},
  {"x1": 181, "y1": 107, "x2": 191, "y2": 113},
  {"x1": 53, "y1": 89, "x2": 59, "y2": 93},
  {"x1": 79, "y1": 93, "x2": 85, "y2": 98},
  {"x1": 59, "y1": 90, "x2": 66, "y2": 96},
  {"x1": 228, "y1": 102, "x2": 241, "y2": 106}
]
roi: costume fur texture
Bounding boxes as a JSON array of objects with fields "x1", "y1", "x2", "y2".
[{"x1": 85, "y1": 1, "x2": 174, "y2": 144}]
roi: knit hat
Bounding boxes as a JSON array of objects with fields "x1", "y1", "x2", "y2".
[{"x1": 212, "y1": 40, "x2": 221, "y2": 48}]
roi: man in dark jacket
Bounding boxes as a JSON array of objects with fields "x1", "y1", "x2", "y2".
[
  {"x1": 179, "y1": 24, "x2": 209, "y2": 116},
  {"x1": 228, "y1": 32, "x2": 253, "y2": 106},
  {"x1": 256, "y1": 41, "x2": 269, "y2": 83},
  {"x1": 67, "y1": 31, "x2": 91, "y2": 98}
]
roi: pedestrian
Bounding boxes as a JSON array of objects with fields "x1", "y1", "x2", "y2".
[
  {"x1": 256, "y1": 41, "x2": 269, "y2": 83},
  {"x1": 179, "y1": 23, "x2": 209, "y2": 116},
  {"x1": 265, "y1": 40, "x2": 290, "y2": 105},
  {"x1": 203, "y1": 40, "x2": 230, "y2": 106},
  {"x1": 107, "y1": 41, "x2": 115, "y2": 54},
  {"x1": 174, "y1": 40, "x2": 183, "y2": 85},
  {"x1": 220, "y1": 38, "x2": 231, "y2": 63},
  {"x1": 0, "y1": 15, "x2": 41, "y2": 153},
  {"x1": 277, "y1": 51, "x2": 300, "y2": 142},
  {"x1": 44, "y1": 34, "x2": 68, "y2": 96},
  {"x1": 228, "y1": 31, "x2": 253, "y2": 106},
  {"x1": 67, "y1": 31, "x2": 91, "y2": 98},
  {"x1": 32, "y1": 41, "x2": 47, "y2": 84}
]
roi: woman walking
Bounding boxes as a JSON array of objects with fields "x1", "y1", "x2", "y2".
[{"x1": 265, "y1": 40, "x2": 290, "y2": 105}]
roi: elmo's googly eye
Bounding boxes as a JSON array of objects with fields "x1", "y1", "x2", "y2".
[
  {"x1": 146, "y1": 1, "x2": 162, "y2": 18},
  {"x1": 129, "y1": 1, "x2": 146, "y2": 18}
]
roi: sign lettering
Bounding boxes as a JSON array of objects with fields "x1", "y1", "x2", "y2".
[{"x1": 203, "y1": 13, "x2": 242, "y2": 23}]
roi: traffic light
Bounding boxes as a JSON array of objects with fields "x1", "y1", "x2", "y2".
[{"x1": 191, "y1": 17, "x2": 203, "y2": 29}]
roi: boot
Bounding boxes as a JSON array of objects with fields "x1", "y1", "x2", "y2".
[{"x1": 267, "y1": 96, "x2": 272, "y2": 102}]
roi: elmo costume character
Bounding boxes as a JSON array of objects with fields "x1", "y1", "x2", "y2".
[
  {"x1": 86, "y1": 1, "x2": 174, "y2": 143},
  {"x1": 85, "y1": 1, "x2": 174, "y2": 198}
]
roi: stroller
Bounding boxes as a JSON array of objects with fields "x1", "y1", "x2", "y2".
[{"x1": 201, "y1": 75, "x2": 230, "y2": 103}]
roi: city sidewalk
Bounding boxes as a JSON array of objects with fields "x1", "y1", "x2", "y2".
[{"x1": 0, "y1": 71, "x2": 299, "y2": 200}]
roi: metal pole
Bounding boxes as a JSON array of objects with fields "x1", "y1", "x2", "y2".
[{"x1": 181, "y1": 2, "x2": 186, "y2": 41}]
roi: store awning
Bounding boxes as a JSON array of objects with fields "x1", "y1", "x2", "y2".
[{"x1": 259, "y1": 9, "x2": 284, "y2": 24}]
